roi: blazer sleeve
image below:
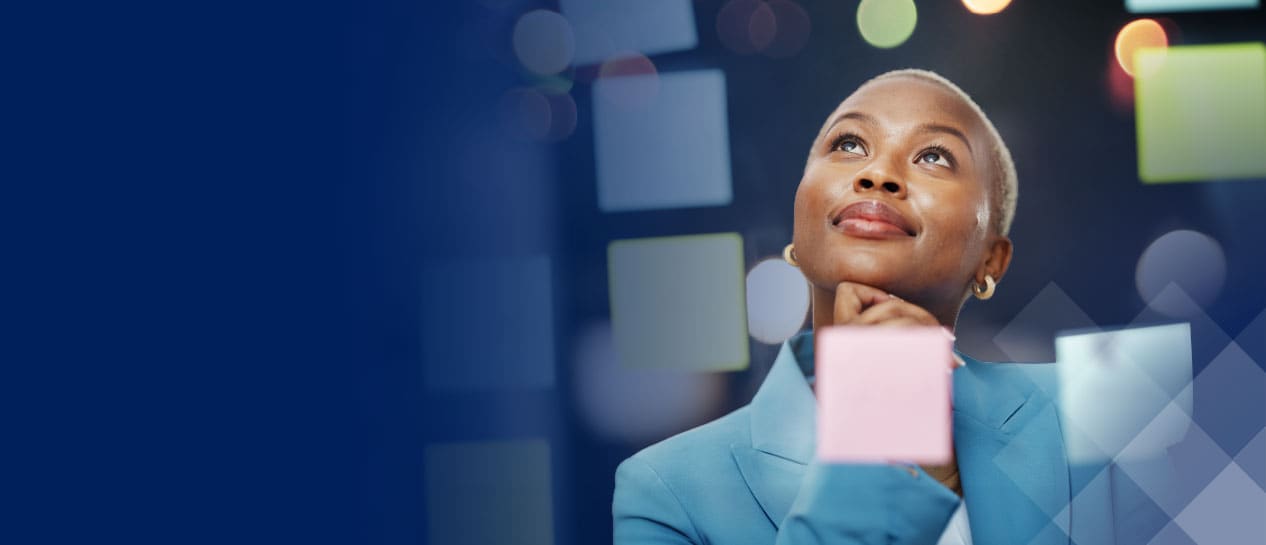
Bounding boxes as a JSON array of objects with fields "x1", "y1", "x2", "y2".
[
  {"x1": 613, "y1": 456, "x2": 702, "y2": 544},
  {"x1": 615, "y1": 454, "x2": 960, "y2": 545},
  {"x1": 776, "y1": 463, "x2": 962, "y2": 545}
]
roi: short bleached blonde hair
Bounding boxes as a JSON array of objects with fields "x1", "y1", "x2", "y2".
[{"x1": 818, "y1": 69, "x2": 1019, "y2": 236}]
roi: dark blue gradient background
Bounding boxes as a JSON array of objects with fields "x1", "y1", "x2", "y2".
[{"x1": 6, "y1": 1, "x2": 1264, "y2": 544}]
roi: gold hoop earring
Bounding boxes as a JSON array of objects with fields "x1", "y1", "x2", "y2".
[
  {"x1": 783, "y1": 243, "x2": 799, "y2": 267},
  {"x1": 972, "y1": 275, "x2": 996, "y2": 300}
]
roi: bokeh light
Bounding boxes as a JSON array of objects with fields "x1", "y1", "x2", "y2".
[
  {"x1": 1135, "y1": 229, "x2": 1226, "y2": 317},
  {"x1": 717, "y1": 0, "x2": 766, "y2": 55},
  {"x1": 595, "y1": 53, "x2": 660, "y2": 109},
  {"x1": 764, "y1": 0, "x2": 811, "y2": 58},
  {"x1": 745, "y1": 258, "x2": 809, "y2": 344},
  {"x1": 962, "y1": 0, "x2": 1012, "y2": 15},
  {"x1": 748, "y1": 2, "x2": 777, "y2": 52},
  {"x1": 856, "y1": 0, "x2": 918, "y2": 49},
  {"x1": 528, "y1": 68, "x2": 575, "y2": 95},
  {"x1": 717, "y1": 0, "x2": 812, "y2": 58},
  {"x1": 1105, "y1": 54, "x2": 1135, "y2": 114},
  {"x1": 512, "y1": 10, "x2": 575, "y2": 76},
  {"x1": 542, "y1": 91, "x2": 577, "y2": 141},
  {"x1": 498, "y1": 88, "x2": 553, "y2": 141},
  {"x1": 570, "y1": 322, "x2": 727, "y2": 446},
  {"x1": 1114, "y1": 18, "x2": 1168, "y2": 77}
]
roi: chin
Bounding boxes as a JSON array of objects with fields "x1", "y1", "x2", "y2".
[{"x1": 806, "y1": 251, "x2": 906, "y2": 292}]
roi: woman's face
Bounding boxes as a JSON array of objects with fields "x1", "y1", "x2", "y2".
[{"x1": 792, "y1": 76, "x2": 1001, "y2": 307}]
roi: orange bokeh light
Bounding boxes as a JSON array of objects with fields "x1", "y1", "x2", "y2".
[
  {"x1": 1115, "y1": 19, "x2": 1168, "y2": 77},
  {"x1": 962, "y1": 0, "x2": 1012, "y2": 15}
]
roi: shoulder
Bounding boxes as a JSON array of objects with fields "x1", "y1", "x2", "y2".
[
  {"x1": 612, "y1": 406, "x2": 761, "y2": 543},
  {"x1": 621, "y1": 406, "x2": 752, "y2": 481},
  {"x1": 958, "y1": 354, "x2": 1058, "y2": 398}
]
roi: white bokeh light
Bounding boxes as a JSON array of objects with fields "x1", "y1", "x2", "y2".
[
  {"x1": 1135, "y1": 229, "x2": 1226, "y2": 317},
  {"x1": 745, "y1": 258, "x2": 809, "y2": 344},
  {"x1": 512, "y1": 10, "x2": 575, "y2": 75},
  {"x1": 571, "y1": 322, "x2": 727, "y2": 446}
]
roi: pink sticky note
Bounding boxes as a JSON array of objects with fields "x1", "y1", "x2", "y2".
[{"x1": 816, "y1": 326, "x2": 952, "y2": 464}]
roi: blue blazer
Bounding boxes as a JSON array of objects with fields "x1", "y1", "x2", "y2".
[{"x1": 613, "y1": 330, "x2": 1169, "y2": 545}]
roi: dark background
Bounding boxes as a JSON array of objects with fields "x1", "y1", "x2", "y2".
[{"x1": 5, "y1": 1, "x2": 1263, "y2": 544}]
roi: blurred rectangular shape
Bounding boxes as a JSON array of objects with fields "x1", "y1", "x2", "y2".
[
  {"x1": 593, "y1": 69, "x2": 733, "y2": 212},
  {"x1": 607, "y1": 233, "x2": 748, "y2": 371},
  {"x1": 425, "y1": 439, "x2": 554, "y2": 545},
  {"x1": 1056, "y1": 323, "x2": 1192, "y2": 464},
  {"x1": 1126, "y1": 0, "x2": 1259, "y2": 13},
  {"x1": 422, "y1": 255, "x2": 555, "y2": 391},
  {"x1": 1135, "y1": 43, "x2": 1266, "y2": 183},
  {"x1": 815, "y1": 326, "x2": 952, "y2": 464},
  {"x1": 561, "y1": 0, "x2": 698, "y2": 65}
]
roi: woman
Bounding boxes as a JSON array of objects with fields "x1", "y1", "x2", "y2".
[{"x1": 612, "y1": 70, "x2": 1157, "y2": 545}]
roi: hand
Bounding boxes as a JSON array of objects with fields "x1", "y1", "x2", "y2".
[
  {"x1": 830, "y1": 282, "x2": 963, "y2": 494},
  {"x1": 831, "y1": 281, "x2": 964, "y2": 368},
  {"x1": 831, "y1": 281, "x2": 938, "y2": 328}
]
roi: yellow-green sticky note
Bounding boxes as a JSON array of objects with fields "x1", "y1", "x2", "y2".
[
  {"x1": 608, "y1": 233, "x2": 749, "y2": 371},
  {"x1": 1135, "y1": 43, "x2": 1266, "y2": 183}
]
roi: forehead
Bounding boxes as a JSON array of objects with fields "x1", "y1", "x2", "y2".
[{"x1": 823, "y1": 76, "x2": 988, "y2": 141}]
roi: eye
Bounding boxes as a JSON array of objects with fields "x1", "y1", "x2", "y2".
[
  {"x1": 917, "y1": 146, "x2": 953, "y2": 168},
  {"x1": 830, "y1": 133, "x2": 868, "y2": 156}
]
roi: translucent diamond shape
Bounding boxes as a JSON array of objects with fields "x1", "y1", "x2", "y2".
[
  {"x1": 995, "y1": 282, "x2": 1099, "y2": 362},
  {"x1": 1193, "y1": 342, "x2": 1266, "y2": 457},
  {"x1": 1174, "y1": 463, "x2": 1266, "y2": 544}
]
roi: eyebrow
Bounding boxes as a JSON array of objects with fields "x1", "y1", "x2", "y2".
[
  {"x1": 918, "y1": 123, "x2": 974, "y2": 154},
  {"x1": 824, "y1": 111, "x2": 975, "y2": 154},
  {"x1": 826, "y1": 111, "x2": 878, "y2": 132}
]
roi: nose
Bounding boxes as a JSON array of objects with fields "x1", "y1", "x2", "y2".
[{"x1": 851, "y1": 161, "x2": 907, "y2": 198}]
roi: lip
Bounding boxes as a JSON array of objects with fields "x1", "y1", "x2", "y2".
[{"x1": 829, "y1": 200, "x2": 917, "y2": 239}]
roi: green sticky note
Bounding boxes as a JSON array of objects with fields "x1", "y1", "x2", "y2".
[
  {"x1": 608, "y1": 233, "x2": 749, "y2": 371},
  {"x1": 1135, "y1": 43, "x2": 1266, "y2": 183}
]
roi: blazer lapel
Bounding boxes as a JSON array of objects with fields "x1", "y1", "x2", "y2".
[
  {"x1": 953, "y1": 357, "x2": 1072, "y2": 545},
  {"x1": 731, "y1": 335, "x2": 816, "y2": 529},
  {"x1": 733, "y1": 334, "x2": 1076, "y2": 544}
]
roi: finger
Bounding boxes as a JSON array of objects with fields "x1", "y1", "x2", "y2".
[
  {"x1": 833, "y1": 282, "x2": 894, "y2": 325},
  {"x1": 854, "y1": 299, "x2": 939, "y2": 326}
]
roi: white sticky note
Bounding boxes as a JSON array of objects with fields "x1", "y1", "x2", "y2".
[
  {"x1": 561, "y1": 0, "x2": 698, "y2": 65},
  {"x1": 1056, "y1": 323, "x2": 1192, "y2": 463}
]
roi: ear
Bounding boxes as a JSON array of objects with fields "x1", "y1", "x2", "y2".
[{"x1": 977, "y1": 235, "x2": 1013, "y2": 285}]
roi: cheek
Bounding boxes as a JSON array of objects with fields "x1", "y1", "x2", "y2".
[
  {"x1": 792, "y1": 171, "x2": 833, "y2": 235},
  {"x1": 916, "y1": 188, "x2": 988, "y2": 253}
]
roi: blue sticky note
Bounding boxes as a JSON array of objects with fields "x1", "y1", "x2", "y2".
[{"x1": 593, "y1": 69, "x2": 733, "y2": 212}]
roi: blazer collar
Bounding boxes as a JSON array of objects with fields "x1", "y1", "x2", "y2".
[
  {"x1": 747, "y1": 330, "x2": 1038, "y2": 462},
  {"x1": 747, "y1": 331, "x2": 818, "y2": 464},
  {"x1": 738, "y1": 329, "x2": 1070, "y2": 543}
]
